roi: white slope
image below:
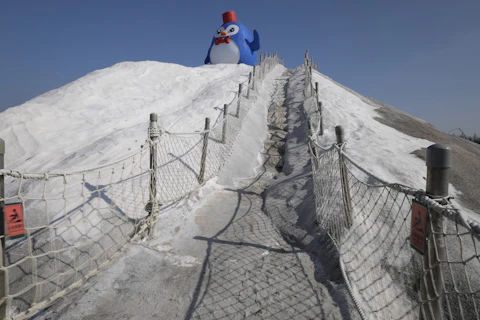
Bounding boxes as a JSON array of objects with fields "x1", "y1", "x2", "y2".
[
  {"x1": 0, "y1": 62, "x2": 253, "y2": 173},
  {"x1": 310, "y1": 70, "x2": 479, "y2": 221},
  {"x1": 3, "y1": 59, "x2": 478, "y2": 319}
]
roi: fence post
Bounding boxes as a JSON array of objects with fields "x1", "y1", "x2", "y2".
[
  {"x1": 420, "y1": 144, "x2": 450, "y2": 320},
  {"x1": 0, "y1": 138, "x2": 6, "y2": 319},
  {"x1": 198, "y1": 118, "x2": 210, "y2": 184},
  {"x1": 335, "y1": 126, "x2": 353, "y2": 228},
  {"x1": 146, "y1": 113, "x2": 159, "y2": 236},
  {"x1": 252, "y1": 66, "x2": 256, "y2": 90},
  {"x1": 318, "y1": 102, "x2": 324, "y2": 136},
  {"x1": 247, "y1": 72, "x2": 252, "y2": 99},
  {"x1": 222, "y1": 104, "x2": 228, "y2": 144},
  {"x1": 307, "y1": 121, "x2": 318, "y2": 168},
  {"x1": 236, "y1": 83, "x2": 242, "y2": 117}
]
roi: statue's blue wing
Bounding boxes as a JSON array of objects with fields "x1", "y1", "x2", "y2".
[{"x1": 245, "y1": 29, "x2": 260, "y2": 53}]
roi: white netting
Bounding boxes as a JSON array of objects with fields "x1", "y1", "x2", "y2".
[
  {"x1": 303, "y1": 54, "x2": 480, "y2": 320},
  {"x1": 0, "y1": 142, "x2": 153, "y2": 319},
  {"x1": 0, "y1": 53, "x2": 282, "y2": 319},
  {"x1": 155, "y1": 53, "x2": 281, "y2": 205}
]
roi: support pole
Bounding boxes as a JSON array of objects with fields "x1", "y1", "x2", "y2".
[
  {"x1": 146, "y1": 113, "x2": 159, "y2": 237},
  {"x1": 420, "y1": 144, "x2": 450, "y2": 320},
  {"x1": 198, "y1": 118, "x2": 210, "y2": 184},
  {"x1": 318, "y1": 102, "x2": 324, "y2": 136},
  {"x1": 307, "y1": 121, "x2": 318, "y2": 168},
  {"x1": 335, "y1": 126, "x2": 352, "y2": 229},
  {"x1": 236, "y1": 83, "x2": 242, "y2": 117},
  {"x1": 222, "y1": 104, "x2": 228, "y2": 144},
  {"x1": 252, "y1": 66, "x2": 256, "y2": 90},
  {"x1": 0, "y1": 138, "x2": 6, "y2": 319}
]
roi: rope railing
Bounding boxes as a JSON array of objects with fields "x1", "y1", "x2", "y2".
[
  {"x1": 302, "y1": 50, "x2": 480, "y2": 320},
  {"x1": 0, "y1": 52, "x2": 282, "y2": 319},
  {"x1": 154, "y1": 52, "x2": 281, "y2": 204}
]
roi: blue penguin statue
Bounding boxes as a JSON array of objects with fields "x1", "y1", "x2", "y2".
[{"x1": 204, "y1": 11, "x2": 260, "y2": 66}]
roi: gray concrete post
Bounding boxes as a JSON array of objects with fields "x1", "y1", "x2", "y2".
[
  {"x1": 236, "y1": 83, "x2": 242, "y2": 117},
  {"x1": 0, "y1": 138, "x2": 5, "y2": 319},
  {"x1": 335, "y1": 126, "x2": 353, "y2": 228},
  {"x1": 318, "y1": 102, "x2": 324, "y2": 136},
  {"x1": 420, "y1": 144, "x2": 450, "y2": 320},
  {"x1": 198, "y1": 118, "x2": 210, "y2": 184},
  {"x1": 222, "y1": 104, "x2": 228, "y2": 144}
]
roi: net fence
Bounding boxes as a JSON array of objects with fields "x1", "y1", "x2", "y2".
[
  {"x1": 303, "y1": 54, "x2": 480, "y2": 320},
  {"x1": 0, "y1": 53, "x2": 282, "y2": 319},
  {"x1": 156, "y1": 53, "x2": 281, "y2": 204},
  {"x1": 0, "y1": 145, "x2": 153, "y2": 319}
]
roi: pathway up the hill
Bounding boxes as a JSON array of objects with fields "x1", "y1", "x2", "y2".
[{"x1": 41, "y1": 71, "x2": 353, "y2": 320}]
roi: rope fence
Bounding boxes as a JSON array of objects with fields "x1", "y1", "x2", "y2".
[
  {"x1": 302, "y1": 50, "x2": 480, "y2": 320},
  {"x1": 0, "y1": 52, "x2": 282, "y2": 319}
]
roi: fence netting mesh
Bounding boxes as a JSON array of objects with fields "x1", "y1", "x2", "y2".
[
  {"x1": 303, "y1": 58, "x2": 480, "y2": 320},
  {"x1": 0, "y1": 145, "x2": 152, "y2": 319},
  {"x1": 0, "y1": 53, "x2": 281, "y2": 319}
]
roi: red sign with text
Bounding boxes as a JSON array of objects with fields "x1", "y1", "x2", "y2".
[
  {"x1": 411, "y1": 200, "x2": 427, "y2": 254},
  {"x1": 4, "y1": 203, "x2": 25, "y2": 239}
]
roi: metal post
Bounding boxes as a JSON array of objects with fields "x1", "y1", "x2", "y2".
[
  {"x1": 335, "y1": 126, "x2": 353, "y2": 228},
  {"x1": 198, "y1": 118, "x2": 210, "y2": 184},
  {"x1": 318, "y1": 102, "x2": 324, "y2": 136},
  {"x1": 236, "y1": 83, "x2": 242, "y2": 117},
  {"x1": 420, "y1": 144, "x2": 450, "y2": 320},
  {"x1": 0, "y1": 138, "x2": 6, "y2": 319},
  {"x1": 222, "y1": 105, "x2": 228, "y2": 144}
]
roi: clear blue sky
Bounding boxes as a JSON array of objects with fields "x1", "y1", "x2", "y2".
[{"x1": 1, "y1": 0, "x2": 479, "y2": 135}]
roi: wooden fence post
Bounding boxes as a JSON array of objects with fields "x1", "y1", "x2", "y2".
[
  {"x1": 318, "y1": 102, "x2": 324, "y2": 136},
  {"x1": 222, "y1": 104, "x2": 228, "y2": 144},
  {"x1": 335, "y1": 125, "x2": 353, "y2": 229},
  {"x1": 198, "y1": 118, "x2": 210, "y2": 184},
  {"x1": 236, "y1": 84, "x2": 242, "y2": 117},
  {"x1": 145, "y1": 113, "x2": 160, "y2": 237}
]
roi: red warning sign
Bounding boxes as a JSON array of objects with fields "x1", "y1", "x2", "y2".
[
  {"x1": 411, "y1": 200, "x2": 428, "y2": 255},
  {"x1": 4, "y1": 203, "x2": 26, "y2": 239}
]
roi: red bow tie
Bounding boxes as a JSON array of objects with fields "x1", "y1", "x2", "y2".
[{"x1": 215, "y1": 36, "x2": 230, "y2": 45}]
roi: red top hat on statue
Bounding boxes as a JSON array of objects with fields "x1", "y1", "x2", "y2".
[{"x1": 222, "y1": 11, "x2": 237, "y2": 24}]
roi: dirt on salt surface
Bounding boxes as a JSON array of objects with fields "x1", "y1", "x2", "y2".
[
  {"x1": 313, "y1": 72, "x2": 480, "y2": 215},
  {"x1": 38, "y1": 69, "x2": 360, "y2": 320}
]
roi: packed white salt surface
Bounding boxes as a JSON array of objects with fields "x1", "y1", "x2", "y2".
[
  {"x1": 310, "y1": 70, "x2": 478, "y2": 221},
  {"x1": 0, "y1": 62, "x2": 253, "y2": 173}
]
